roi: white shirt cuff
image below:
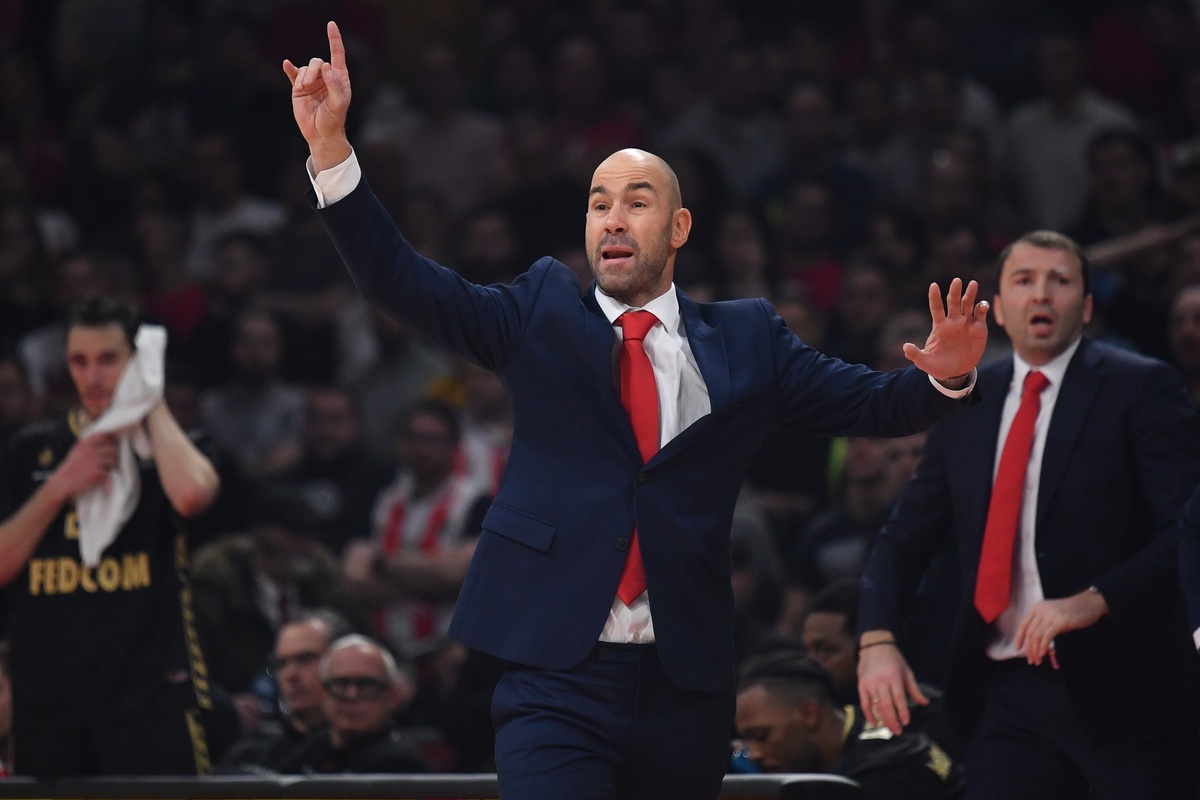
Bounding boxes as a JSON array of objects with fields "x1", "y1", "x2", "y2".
[
  {"x1": 306, "y1": 149, "x2": 361, "y2": 208},
  {"x1": 928, "y1": 368, "x2": 976, "y2": 398},
  {"x1": 1193, "y1": 626, "x2": 1200, "y2": 651}
]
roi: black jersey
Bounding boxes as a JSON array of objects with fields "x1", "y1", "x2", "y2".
[
  {"x1": 0, "y1": 411, "x2": 212, "y2": 725},
  {"x1": 834, "y1": 705, "x2": 965, "y2": 800}
]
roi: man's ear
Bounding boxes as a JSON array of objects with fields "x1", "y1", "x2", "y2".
[
  {"x1": 672, "y1": 208, "x2": 692, "y2": 249},
  {"x1": 794, "y1": 698, "x2": 822, "y2": 730}
]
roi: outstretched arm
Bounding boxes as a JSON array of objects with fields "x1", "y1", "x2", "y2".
[
  {"x1": 283, "y1": 20, "x2": 353, "y2": 172},
  {"x1": 905, "y1": 278, "x2": 990, "y2": 388}
]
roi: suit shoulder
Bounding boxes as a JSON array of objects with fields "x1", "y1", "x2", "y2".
[{"x1": 1079, "y1": 337, "x2": 1156, "y2": 367}]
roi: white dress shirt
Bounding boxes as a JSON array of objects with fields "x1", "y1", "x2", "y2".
[{"x1": 986, "y1": 337, "x2": 1081, "y2": 660}]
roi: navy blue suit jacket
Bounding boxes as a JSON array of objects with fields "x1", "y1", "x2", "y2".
[
  {"x1": 861, "y1": 338, "x2": 1200, "y2": 743},
  {"x1": 318, "y1": 179, "x2": 970, "y2": 693}
]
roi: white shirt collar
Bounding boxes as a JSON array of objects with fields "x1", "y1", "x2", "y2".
[
  {"x1": 594, "y1": 284, "x2": 681, "y2": 333},
  {"x1": 1011, "y1": 336, "x2": 1082, "y2": 390}
]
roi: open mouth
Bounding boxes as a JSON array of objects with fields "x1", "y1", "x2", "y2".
[
  {"x1": 1029, "y1": 311, "x2": 1054, "y2": 333},
  {"x1": 601, "y1": 246, "x2": 635, "y2": 261}
]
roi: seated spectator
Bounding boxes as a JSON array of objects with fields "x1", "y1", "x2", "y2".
[
  {"x1": 191, "y1": 491, "x2": 358, "y2": 733},
  {"x1": 199, "y1": 307, "x2": 304, "y2": 480},
  {"x1": 220, "y1": 609, "x2": 352, "y2": 773},
  {"x1": 282, "y1": 635, "x2": 427, "y2": 774},
  {"x1": 273, "y1": 386, "x2": 394, "y2": 556},
  {"x1": 343, "y1": 400, "x2": 491, "y2": 660},
  {"x1": 734, "y1": 652, "x2": 963, "y2": 799},
  {"x1": 0, "y1": 352, "x2": 33, "y2": 444},
  {"x1": 783, "y1": 434, "x2": 917, "y2": 628},
  {"x1": 801, "y1": 580, "x2": 961, "y2": 761}
]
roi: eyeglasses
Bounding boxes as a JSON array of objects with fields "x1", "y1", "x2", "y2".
[
  {"x1": 323, "y1": 675, "x2": 390, "y2": 700},
  {"x1": 267, "y1": 650, "x2": 321, "y2": 677}
]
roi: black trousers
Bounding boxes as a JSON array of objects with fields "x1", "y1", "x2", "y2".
[
  {"x1": 965, "y1": 659, "x2": 1198, "y2": 800},
  {"x1": 13, "y1": 694, "x2": 209, "y2": 777}
]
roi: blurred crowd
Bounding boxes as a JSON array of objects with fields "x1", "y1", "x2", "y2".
[{"x1": 4, "y1": 0, "x2": 1200, "y2": 779}]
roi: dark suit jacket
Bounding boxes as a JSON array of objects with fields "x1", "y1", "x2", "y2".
[
  {"x1": 861, "y1": 337, "x2": 1200, "y2": 743},
  {"x1": 317, "y1": 179, "x2": 968, "y2": 693}
]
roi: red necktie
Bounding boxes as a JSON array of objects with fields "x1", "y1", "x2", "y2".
[
  {"x1": 974, "y1": 370, "x2": 1050, "y2": 623},
  {"x1": 615, "y1": 310, "x2": 660, "y2": 605}
]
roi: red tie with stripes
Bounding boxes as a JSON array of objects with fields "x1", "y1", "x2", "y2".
[
  {"x1": 615, "y1": 310, "x2": 659, "y2": 605},
  {"x1": 974, "y1": 370, "x2": 1050, "y2": 623}
]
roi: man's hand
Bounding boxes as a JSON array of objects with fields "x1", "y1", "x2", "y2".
[
  {"x1": 1015, "y1": 588, "x2": 1108, "y2": 667},
  {"x1": 856, "y1": 633, "x2": 928, "y2": 735},
  {"x1": 282, "y1": 21, "x2": 353, "y2": 172},
  {"x1": 47, "y1": 435, "x2": 118, "y2": 501},
  {"x1": 905, "y1": 278, "x2": 990, "y2": 381}
]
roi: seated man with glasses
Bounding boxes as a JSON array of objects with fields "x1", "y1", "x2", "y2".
[
  {"x1": 220, "y1": 609, "x2": 352, "y2": 772},
  {"x1": 282, "y1": 634, "x2": 427, "y2": 773}
]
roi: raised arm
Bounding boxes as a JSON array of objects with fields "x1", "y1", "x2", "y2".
[
  {"x1": 283, "y1": 20, "x2": 353, "y2": 172},
  {"x1": 905, "y1": 278, "x2": 990, "y2": 389},
  {"x1": 146, "y1": 402, "x2": 219, "y2": 518}
]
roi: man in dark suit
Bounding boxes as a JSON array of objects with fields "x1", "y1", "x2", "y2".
[
  {"x1": 859, "y1": 230, "x2": 1200, "y2": 800},
  {"x1": 283, "y1": 23, "x2": 990, "y2": 800}
]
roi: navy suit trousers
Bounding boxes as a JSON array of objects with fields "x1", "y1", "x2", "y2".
[{"x1": 492, "y1": 643, "x2": 735, "y2": 800}]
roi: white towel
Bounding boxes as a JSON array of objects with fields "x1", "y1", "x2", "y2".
[{"x1": 76, "y1": 325, "x2": 167, "y2": 566}]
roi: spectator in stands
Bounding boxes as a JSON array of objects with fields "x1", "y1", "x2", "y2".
[
  {"x1": 735, "y1": 651, "x2": 964, "y2": 799},
  {"x1": 273, "y1": 386, "x2": 393, "y2": 556},
  {"x1": 0, "y1": 353, "x2": 33, "y2": 444},
  {"x1": 343, "y1": 400, "x2": 491, "y2": 660},
  {"x1": 1000, "y1": 29, "x2": 1139, "y2": 230},
  {"x1": 452, "y1": 360, "x2": 512, "y2": 496},
  {"x1": 378, "y1": 43, "x2": 503, "y2": 218},
  {"x1": 191, "y1": 490, "x2": 355, "y2": 734},
  {"x1": 343, "y1": 304, "x2": 454, "y2": 462},
  {"x1": 199, "y1": 307, "x2": 304, "y2": 480},
  {"x1": 220, "y1": 609, "x2": 353, "y2": 773},
  {"x1": 282, "y1": 634, "x2": 427, "y2": 773},
  {"x1": 184, "y1": 130, "x2": 285, "y2": 279},
  {"x1": 786, "y1": 435, "x2": 912, "y2": 610}
]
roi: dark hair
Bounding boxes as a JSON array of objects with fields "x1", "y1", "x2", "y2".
[
  {"x1": 994, "y1": 230, "x2": 1091, "y2": 297},
  {"x1": 405, "y1": 398, "x2": 462, "y2": 443},
  {"x1": 804, "y1": 578, "x2": 861, "y2": 638},
  {"x1": 737, "y1": 649, "x2": 837, "y2": 709},
  {"x1": 68, "y1": 295, "x2": 140, "y2": 350}
]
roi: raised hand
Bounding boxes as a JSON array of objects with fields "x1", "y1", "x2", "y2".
[
  {"x1": 282, "y1": 21, "x2": 353, "y2": 172},
  {"x1": 904, "y1": 278, "x2": 990, "y2": 382}
]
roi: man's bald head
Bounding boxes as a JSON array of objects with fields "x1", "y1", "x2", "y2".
[{"x1": 593, "y1": 149, "x2": 682, "y2": 212}]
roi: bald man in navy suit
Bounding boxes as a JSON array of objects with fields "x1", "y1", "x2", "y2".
[{"x1": 284, "y1": 23, "x2": 991, "y2": 800}]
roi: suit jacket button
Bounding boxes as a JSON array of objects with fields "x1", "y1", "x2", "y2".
[
  {"x1": 616, "y1": 538, "x2": 628, "y2": 551},
  {"x1": 637, "y1": 473, "x2": 649, "y2": 484}
]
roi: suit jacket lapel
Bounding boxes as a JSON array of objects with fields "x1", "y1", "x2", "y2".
[
  {"x1": 581, "y1": 286, "x2": 639, "y2": 454},
  {"x1": 1036, "y1": 339, "x2": 1101, "y2": 529}
]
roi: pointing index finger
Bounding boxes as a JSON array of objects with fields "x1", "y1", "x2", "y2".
[{"x1": 327, "y1": 20, "x2": 346, "y2": 72}]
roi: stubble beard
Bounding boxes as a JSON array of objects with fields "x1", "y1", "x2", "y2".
[{"x1": 589, "y1": 222, "x2": 673, "y2": 306}]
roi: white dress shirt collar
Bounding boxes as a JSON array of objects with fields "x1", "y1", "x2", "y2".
[
  {"x1": 594, "y1": 284, "x2": 681, "y2": 334},
  {"x1": 1010, "y1": 335, "x2": 1083, "y2": 391}
]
